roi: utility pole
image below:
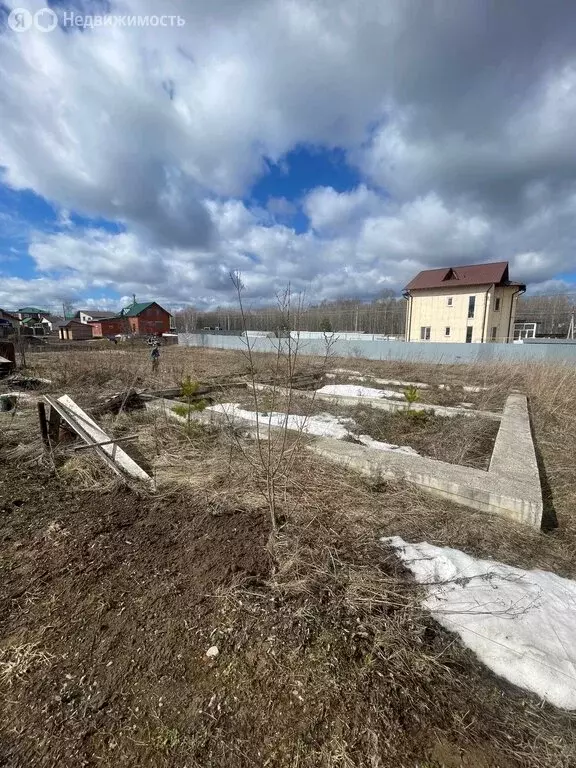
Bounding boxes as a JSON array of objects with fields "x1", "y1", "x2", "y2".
[
  {"x1": 354, "y1": 304, "x2": 359, "y2": 333},
  {"x1": 568, "y1": 309, "x2": 575, "y2": 340},
  {"x1": 16, "y1": 322, "x2": 26, "y2": 369}
]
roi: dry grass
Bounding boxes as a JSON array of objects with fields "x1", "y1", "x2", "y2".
[
  {"x1": 13, "y1": 345, "x2": 576, "y2": 554},
  {"x1": 0, "y1": 642, "x2": 53, "y2": 687},
  {"x1": 4, "y1": 346, "x2": 576, "y2": 765},
  {"x1": 348, "y1": 406, "x2": 499, "y2": 468},
  {"x1": 59, "y1": 453, "x2": 121, "y2": 491},
  {"x1": 23, "y1": 345, "x2": 297, "y2": 401},
  {"x1": 173, "y1": 449, "x2": 576, "y2": 767}
]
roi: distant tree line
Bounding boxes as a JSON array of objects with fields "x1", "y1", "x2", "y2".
[
  {"x1": 174, "y1": 293, "x2": 406, "y2": 335},
  {"x1": 516, "y1": 294, "x2": 575, "y2": 337},
  {"x1": 173, "y1": 292, "x2": 576, "y2": 339}
]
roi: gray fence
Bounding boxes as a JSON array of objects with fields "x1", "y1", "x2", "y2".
[{"x1": 178, "y1": 333, "x2": 576, "y2": 364}]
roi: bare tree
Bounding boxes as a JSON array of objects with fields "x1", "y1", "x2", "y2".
[{"x1": 226, "y1": 272, "x2": 334, "y2": 534}]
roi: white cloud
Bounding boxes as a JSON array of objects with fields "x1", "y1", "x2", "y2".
[
  {"x1": 304, "y1": 185, "x2": 381, "y2": 233},
  {"x1": 1, "y1": 0, "x2": 576, "y2": 306},
  {"x1": 0, "y1": 274, "x2": 89, "y2": 310}
]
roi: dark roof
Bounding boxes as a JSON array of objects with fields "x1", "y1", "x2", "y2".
[
  {"x1": 404, "y1": 261, "x2": 524, "y2": 291},
  {"x1": 76, "y1": 310, "x2": 116, "y2": 319},
  {"x1": 61, "y1": 319, "x2": 87, "y2": 327},
  {"x1": 120, "y1": 301, "x2": 170, "y2": 317},
  {"x1": 121, "y1": 301, "x2": 156, "y2": 317},
  {"x1": 97, "y1": 301, "x2": 170, "y2": 321},
  {"x1": 18, "y1": 306, "x2": 48, "y2": 314}
]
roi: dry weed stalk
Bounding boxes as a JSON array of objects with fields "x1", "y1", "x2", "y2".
[{"x1": 228, "y1": 272, "x2": 337, "y2": 533}]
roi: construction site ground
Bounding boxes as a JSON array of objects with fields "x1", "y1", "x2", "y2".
[{"x1": 1, "y1": 345, "x2": 576, "y2": 768}]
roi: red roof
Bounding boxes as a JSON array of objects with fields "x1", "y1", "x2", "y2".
[{"x1": 404, "y1": 261, "x2": 524, "y2": 291}]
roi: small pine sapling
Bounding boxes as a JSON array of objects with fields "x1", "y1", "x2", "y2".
[
  {"x1": 403, "y1": 385, "x2": 420, "y2": 410},
  {"x1": 179, "y1": 375, "x2": 207, "y2": 432}
]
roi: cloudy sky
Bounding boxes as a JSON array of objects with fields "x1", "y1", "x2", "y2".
[{"x1": 1, "y1": 0, "x2": 575, "y2": 312}]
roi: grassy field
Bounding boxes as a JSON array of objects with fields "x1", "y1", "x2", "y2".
[{"x1": 1, "y1": 345, "x2": 576, "y2": 767}]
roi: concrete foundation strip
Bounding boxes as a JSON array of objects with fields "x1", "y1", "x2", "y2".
[
  {"x1": 309, "y1": 393, "x2": 542, "y2": 528},
  {"x1": 144, "y1": 391, "x2": 541, "y2": 528},
  {"x1": 251, "y1": 382, "x2": 502, "y2": 421}
]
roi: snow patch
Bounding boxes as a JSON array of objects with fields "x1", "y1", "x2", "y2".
[
  {"x1": 317, "y1": 384, "x2": 405, "y2": 400},
  {"x1": 438, "y1": 383, "x2": 487, "y2": 393},
  {"x1": 207, "y1": 404, "x2": 418, "y2": 455},
  {"x1": 356, "y1": 435, "x2": 419, "y2": 455},
  {"x1": 385, "y1": 536, "x2": 576, "y2": 710},
  {"x1": 329, "y1": 368, "x2": 364, "y2": 376},
  {"x1": 327, "y1": 370, "x2": 431, "y2": 390},
  {"x1": 208, "y1": 404, "x2": 351, "y2": 438},
  {"x1": 372, "y1": 377, "x2": 430, "y2": 390}
]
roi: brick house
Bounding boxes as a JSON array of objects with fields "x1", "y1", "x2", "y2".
[{"x1": 98, "y1": 302, "x2": 172, "y2": 338}]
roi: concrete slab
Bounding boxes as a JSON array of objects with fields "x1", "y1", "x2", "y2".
[
  {"x1": 309, "y1": 393, "x2": 542, "y2": 529},
  {"x1": 252, "y1": 383, "x2": 501, "y2": 421},
  {"x1": 145, "y1": 391, "x2": 541, "y2": 528},
  {"x1": 489, "y1": 393, "x2": 539, "y2": 484},
  {"x1": 327, "y1": 371, "x2": 432, "y2": 389},
  {"x1": 144, "y1": 398, "x2": 272, "y2": 438}
]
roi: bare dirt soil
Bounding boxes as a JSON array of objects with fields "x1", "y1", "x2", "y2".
[
  {"x1": 2, "y1": 461, "x2": 576, "y2": 768},
  {"x1": 0, "y1": 462, "x2": 270, "y2": 767}
]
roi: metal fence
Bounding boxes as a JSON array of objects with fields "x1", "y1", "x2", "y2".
[{"x1": 178, "y1": 333, "x2": 576, "y2": 364}]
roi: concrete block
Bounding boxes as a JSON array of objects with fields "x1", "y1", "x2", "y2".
[
  {"x1": 146, "y1": 391, "x2": 542, "y2": 528},
  {"x1": 309, "y1": 393, "x2": 542, "y2": 529},
  {"x1": 252, "y1": 383, "x2": 501, "y2": 421}
]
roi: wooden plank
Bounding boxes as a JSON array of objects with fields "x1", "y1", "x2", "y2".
[
  {"x1": 44, "y1": 395, "x2": 122, "y2": 479},
  {"x1": 47, "y1": 405, "x2": 61, "y2": 444},
  {"x1": 43, "y1": 395, "x2": 151, "y2": 483},
  {"x1": 91, "y1": 388, "x2": 141, "y2": 416},
  {"x1": 73, "y1": 434, "x2": 138, "y2": 451},
  {"x1": 56, "y1": 395, "x2": 151, "y2": 483},
  {"x1": 141, "y1": 380, "x2": 247, "y2": 400},
  {"x1": 37, "y1": 402, "x2": 49, "y2": 447}
]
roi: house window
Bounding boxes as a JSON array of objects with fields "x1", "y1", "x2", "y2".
[
  {"x1": 468, "y1": 296, "x2": 476, "y2": 318},
  {"x1": 445, "y1": 327, "x2": 451, "y2": 336},
  {"x1": 466, "y1": 326, "x2": 473, "y2": 343},
  {"x1": 491, "y1": 326, "x2": 498, "y2": 341},
  {"x1": 494, "y1": 297, "x2": 501, "y2": 311},
  {"x1": 420, "y1": 326, "x2": 431, "y2": 340},
  {"x1": 447, "y1": 297, "x2": 453, "y2": 306}
]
